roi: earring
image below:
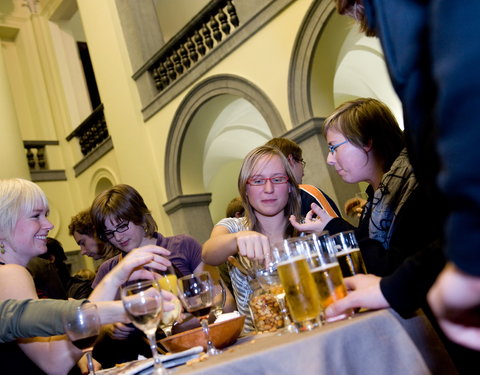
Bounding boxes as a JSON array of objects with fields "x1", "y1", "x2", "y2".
[{"x1": 0, "y1": 242, "x2": 5, "y2": 254}]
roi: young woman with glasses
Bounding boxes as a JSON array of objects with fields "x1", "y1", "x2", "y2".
[
  {"x1": 89, "y1": 184, "x2": 234, "y2": 367},
  {"x1": 289, "y1": 98, "x2": 445, "y2": 322},
  {"x1": 202, "y1": 145, "x2": 301, "y2": 332}
]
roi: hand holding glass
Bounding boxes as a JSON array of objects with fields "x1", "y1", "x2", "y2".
[
  {"x1": 62, "y1": 304, "x2": 100, "y2": 375},
  {"x1": 303, "y1": 232, "x2": 353, "y2": 322},
  {"x1": 149, "y1": 265, "x2": 180, "y2": 336}
]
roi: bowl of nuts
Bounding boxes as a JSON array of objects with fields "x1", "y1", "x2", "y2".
[{"x1": 159, "y1": 314, "x2": 245, "y2": 353}]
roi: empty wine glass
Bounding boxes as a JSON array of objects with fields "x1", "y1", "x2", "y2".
[
  {"x1": 62, "y1": 304, "x2": 100, "y2": 375},
  {"x1": 212, "y1": 278, "x2": 227, "y2": 319},
  {"x1": 177, "y1": 272, "x2": 222, "y2": 356},
  {"x1": 121, "y1": 279, "x2": 168, "y2": 375}
]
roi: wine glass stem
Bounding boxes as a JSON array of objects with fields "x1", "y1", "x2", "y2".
[
  {"x1": 163, "y1": 324, "x2": 173, "y2": 337},
  {"x1": 277, "y1": 297, "x2": 293, "y2": 326},
  {"x1": 200, "y1": 318, "x2": 218, "y2": 355},
  {"x1": 147, "y1": 333, "x2": 167, "y2": 374},
  {"x1": 86, "y1": 351, "x2": 95, "y2": 375}
]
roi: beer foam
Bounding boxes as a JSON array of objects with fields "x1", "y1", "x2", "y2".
[
  {"x1": 311, "y1": 263, "x2": 339, "y2": 272},
  {"x1": 335, "y1": 248, "x2": 361, "y2": 257},
  {"x1": 277, "y1": 255, "x2": 306, "y2": 267}
]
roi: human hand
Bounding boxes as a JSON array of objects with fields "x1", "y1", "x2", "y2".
[
  {"x1": 103, "y1": 322, "x2": 135, "y2": 340},
  {"x1": 427, "y1": 263, "x2": 480, "y2": 351},
  {"x1": 289, "y1": 203, "x2": 334, "y2": 233},
  {"x1": 77, "y1": 354, "x2": 101, "y2": 375},
  {"x1": 235, "y1": 230, "x2": 271, "y2": 264},
  {"x1": 108, "y1": 245, "x2": 172, "y2": 286},
  {"x1": 324, "y1": 274, "x2": 389, "y2": 319},
  {"x1": 344, "y1": 197, "x2": 366, "y2": 218}
]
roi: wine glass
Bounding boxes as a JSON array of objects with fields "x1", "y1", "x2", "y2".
[
  {"x1": 177, "y1": 272, "x2": 222, "y2": 356},
  {"x1": 62, "y1": 304, "x2": 100, "y2": 375},
  {"x1": 120, "y1": 279, "x2": 168, "y2": 375},
  {"x1": 212, "y1": 278, "x2": 227, "y2": 319}
]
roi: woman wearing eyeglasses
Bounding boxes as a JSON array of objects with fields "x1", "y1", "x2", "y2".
[
  {"x1": 202, "y1": 145, "x2": 301, "y2": 332},
  {"x1": 88, "y1": 184, "x2": 200, "y2": 367},
  {"x1": 290, "y1": 97, "x2": 444, "y2": 282},
  {"x1": 89, "y1": 184, "x2": 235, "y2": 367}
]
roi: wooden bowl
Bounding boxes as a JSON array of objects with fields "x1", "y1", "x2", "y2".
[{"x1": 159, "y1": 315, "x2": 245, "y2": 353}]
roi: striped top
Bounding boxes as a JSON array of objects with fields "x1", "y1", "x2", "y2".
[{"x1": 215, "y1": 217, "x2": 255, "y2": 333}]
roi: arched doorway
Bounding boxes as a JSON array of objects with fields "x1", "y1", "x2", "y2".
[
  {"x1": 164, "y1": 74, "x2": 286, "y2": 241},
  {"x1": 288, "y1": 0, "x2": 402, "y2": 213}
]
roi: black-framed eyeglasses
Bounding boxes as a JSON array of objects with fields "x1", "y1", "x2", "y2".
[
  {"x1": 328, "y1": 140, "x2": 349, "y2": 154},
  {"x1": 294, "y1": 157, "x2": 306, "y2": 168},
  {"x1": 247, "y1": 176, "x2": 289, "y2": 186},
  {"x1": 102, "y1": 222, "x2": 129, "y2": 240}
]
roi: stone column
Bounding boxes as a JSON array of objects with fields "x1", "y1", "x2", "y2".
[
  {"x1": 163, "y1": 193, "x2": 213, "y2": 244},
  {"x1": 0, "y1": 44, "x2": 30, "y2": 179}
]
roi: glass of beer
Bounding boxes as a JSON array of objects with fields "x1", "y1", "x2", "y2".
[
  {"x1": 302, "y1": 232, "x2": 353, "y2": 323},
  {"x1": 330, "y1": 230, "x2": 367, "y2": 277},
  {"x1": 272, "y1": 238, "x2": 321, "y2": 332}
]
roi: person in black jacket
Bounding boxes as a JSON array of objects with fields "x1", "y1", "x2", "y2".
[
  {"x1": 291, "y1": 98, "x2": 445, "y2": 282},
  {"x1": 330, "y1": 0, "x2": 480, "y2": 355},
  {"x1": 289, "y1": 98, "x2": 450, "y2": 358}
]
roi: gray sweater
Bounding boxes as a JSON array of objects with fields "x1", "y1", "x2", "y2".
[{"x1": 0, "y1": 298, "x2": 86, "y2": 343}]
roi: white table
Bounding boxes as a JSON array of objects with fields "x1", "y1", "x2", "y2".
[{"x1": 173, "y1": 309, "x2": 457, "y2": 375}]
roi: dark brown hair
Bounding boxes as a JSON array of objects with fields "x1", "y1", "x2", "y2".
[
  {"x1": 90, "y1": 184, "x2": 157, "y2": 242},
  {"x1": 323, "y1": 97, "x2": 404, "y2": 172},
  {"x1": 265, "y1": 137, "x2": 303, "y2": 162},
  {"x1": 334, "y1": 0, "x2": 377, "y2": 37},
  {"x1": 225, "y1": 196, "x2": 245, "y2": 218},
  {"x1": 68, "y1": 209, "x2": 95, "y2": 237}
]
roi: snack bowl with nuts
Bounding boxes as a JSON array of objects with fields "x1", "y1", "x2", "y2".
[{"x1": 159, "y1": 314, "x2": 245, "y2": 353}]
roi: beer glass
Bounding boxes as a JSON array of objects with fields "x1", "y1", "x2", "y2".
[
  {"x1": 302, "y1": 232, "x2": 353, "y2": 323},
  {"x1": 272, "y1": 238, "x2": 321, "y2": 331},
  {"x1": 330, "y1": 230, "x2": 367, "y2": 277}
]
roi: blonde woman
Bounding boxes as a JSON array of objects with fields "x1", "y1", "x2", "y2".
[
  {"x1": 0, "y1": 178, "x2": 172, "y2": 375},
  {"x1": 202, "y1": 145, "x2": 301, "y2": 332}
]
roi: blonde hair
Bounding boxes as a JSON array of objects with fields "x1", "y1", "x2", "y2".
[
  {"x1": 0, "y1": 178, "x2": 49, "y2": 240},
  {"x1": 238, "y1": 145, "x2": 300, "y2": 237}
]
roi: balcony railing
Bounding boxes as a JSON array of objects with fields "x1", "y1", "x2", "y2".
[
  {"x1": 66, "y1": 103, "x2": 114, "y2": 177},
  {"x1": 135, "y1": 0, "x2": 239, "y2": 94},
  {"x1": 152, "y1": 0, "x2": 238, "y2": 92},
  {"x1": 132, "y1": 0, "x2": 294, "y2": 120},
  {"x1": 23, "y1": 140, "x2": 67, "y2": 182},
  {"x1": 66, "y1": 104, "x2": 109, "y2": 156}
]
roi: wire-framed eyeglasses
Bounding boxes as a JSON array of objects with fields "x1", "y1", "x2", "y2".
[
  {"x1": 247, "y1": 176, "x2": 289, "y2": 186},
  {"x1": 102, "y1": 222, "x2": 129, "y2": 240},
  {"x1": 328, "y1": 140, "x2": 349, "y2": 154},
  {"x1": 294, "y1": 157, "x2": 306, "y2": 168}
]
